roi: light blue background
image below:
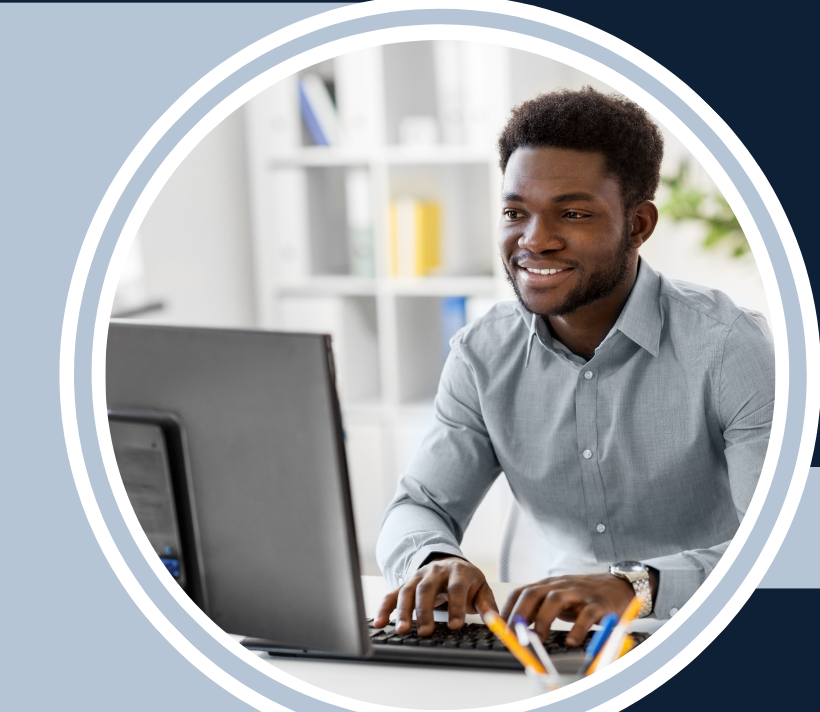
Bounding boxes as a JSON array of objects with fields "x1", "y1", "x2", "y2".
[{"x1": 0, "y1": 3, "x2": 814, "y2": 710}]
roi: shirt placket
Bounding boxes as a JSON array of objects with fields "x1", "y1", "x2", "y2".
[{"x1": 575, "y1": 357, "x2": 617, "y2": 562}]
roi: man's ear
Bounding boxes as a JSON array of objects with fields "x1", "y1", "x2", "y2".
[{"x1": 628, "y1": 201, "x2": 659, "y2": 248}]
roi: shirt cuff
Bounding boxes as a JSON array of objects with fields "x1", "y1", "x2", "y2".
[
  {"x1": 641, "y1": 553, "x2": 707, "y2": 619},
  {"x1": 402, "y1": 544, "x2": 465, "y2": 585}
]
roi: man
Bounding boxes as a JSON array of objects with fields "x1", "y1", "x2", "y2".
[{"x1": 374, "y1": 87, "x2": 774, "y2": 647}]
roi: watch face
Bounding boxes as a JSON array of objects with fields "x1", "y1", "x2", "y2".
[{"x1": 613, "y1": 561, "x2": 645, "y2": 574}]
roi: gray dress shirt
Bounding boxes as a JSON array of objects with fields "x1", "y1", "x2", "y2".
[{"x1": 376, "y1": 260, "x2": 775, "y2": 619}]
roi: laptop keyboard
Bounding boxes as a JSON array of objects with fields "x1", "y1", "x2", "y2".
[{"x1": 366, "y1": 618, "x2": 647, "y2": 653}]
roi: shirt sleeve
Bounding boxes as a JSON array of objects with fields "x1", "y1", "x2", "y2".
[
  {"x1": 644, "y1": 310, "x2": 775, "y2": 618},
  {"x1": 376, "y1": 337, "x2": 503, "y2": 587}
]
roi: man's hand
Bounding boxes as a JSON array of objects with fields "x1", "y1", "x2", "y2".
[
  {"x1": 501, "y1": 573, "x2": 639, "y2": 647},
  {"x1": 374, "y1": 557, "x2": 498, "y2": 636}
]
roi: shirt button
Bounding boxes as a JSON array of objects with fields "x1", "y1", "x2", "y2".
[
  {"x1": 596, "y1": 523, "x2": 606, "y2": 533},
  {"x1": 670, "y1": 607, "x2": 679, "y2": 616},
  {"x1": 584, "y1": 370, "x2": 594, "y2": 380},
  {"x1": 582, "y1": 449, "x2": 593, "y2": 459}
]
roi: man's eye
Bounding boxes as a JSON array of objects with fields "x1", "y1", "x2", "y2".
[
  {"x1": 504, "y1": 209, "x2": 521, "y2": 219},
  {"x1": 565, "y1": 211, "x2": 587, "y2": 219}
]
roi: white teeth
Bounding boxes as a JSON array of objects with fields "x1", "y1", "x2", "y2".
[{"x1": 525, "y1": 267, "x2": 565, "y2": 275}]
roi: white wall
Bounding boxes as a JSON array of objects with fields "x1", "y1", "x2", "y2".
[{"x1": 122, "y1": 108, "x2": 256, "y2": 327}]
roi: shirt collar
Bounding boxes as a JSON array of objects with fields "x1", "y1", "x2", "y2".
[
  {"x1": 519, "y1": 258, "x2": 663, "y2": 364},
  {"x1": 609, "y1": 259, "x2": 662, "y2": 357}
]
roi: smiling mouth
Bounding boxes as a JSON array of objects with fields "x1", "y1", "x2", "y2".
[
  {"x1": 514, "y1": 264, "x2": 574, "y2": 289},
  {"x1": 523, "y1": 266, "x2": 568, "y2": 275}
]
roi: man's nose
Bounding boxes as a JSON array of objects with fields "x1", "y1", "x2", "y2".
[{"x1": 518, "y1": 216, "x2": 563, "y2": 253}]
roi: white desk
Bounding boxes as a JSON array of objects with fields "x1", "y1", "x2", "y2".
[{"x1": 243, "y1": 576, "x2": 664, "y2": 710}]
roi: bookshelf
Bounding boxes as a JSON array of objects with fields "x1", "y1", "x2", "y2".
[{"x1": 243, "y1": 41, "x2": 599, "y2": 576}]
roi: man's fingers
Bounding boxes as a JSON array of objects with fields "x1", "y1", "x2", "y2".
[
  {"x1": 378, "y1": 559, "x2": 492, "y2": 636},
  {"x1": 395, "y1": 580, "x2": 420, "y2": 633},
  {"x1": 507, "y1": 585, "x2": 546, "y2": 626},
  {"x1": 446, "y1": 573, "x2": 471, "y2": 629},
  {"x1": 500, "y1": 586, "x2": 525, "y2": 622},
  {"x1": 533, "y1": 589, "x2": 582, "y2": 641},
  {"x1": 415, "y1": 578, "x2": 444, "y2": 636},
  {"x1": 374, "y1": 588, "x2": 400, "y2": 628},
  {"x1": 566, "y1": 604, "x2": 604, "y2": 647},
  {"x1": 474, "y1": 582, "x2": 499, "y2": 617},
  {"x1": 499, "y1": 574, "x2": 633, "y2": 642}
]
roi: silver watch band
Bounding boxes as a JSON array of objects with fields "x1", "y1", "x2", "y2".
[
  {"x1": 630, "y1": 575, "x2": 653, "y2": 618},
  {"x1": 610, "y1": 563, "x2": 653, "y2": 618}
]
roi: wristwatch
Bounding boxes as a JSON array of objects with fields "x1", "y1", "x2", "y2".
[{"x1": 609, "y1": 561, "x2": 653, "y2": 618}]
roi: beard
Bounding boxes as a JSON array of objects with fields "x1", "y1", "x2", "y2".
[{"x1": 504, "y1": 224, "x2": 633, "y2": 317}]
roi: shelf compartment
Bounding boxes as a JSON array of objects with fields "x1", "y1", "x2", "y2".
[{"x1": 388, "y1": 163, "x2": 496, "y2": 279}]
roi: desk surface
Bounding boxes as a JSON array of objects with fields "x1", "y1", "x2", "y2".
[{"x1": 243, "y1": 576, "x2": 664, "y2": 710}]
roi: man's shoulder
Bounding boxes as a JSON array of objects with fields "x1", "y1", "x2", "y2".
[
  {"x1": 659, "y1": 275, "x2": 742, "y2": 324},
  {"x1": 449, "y1": 301, "x2": 526, "y2": 354},
  {"x1": 659, "y1": 275, "x2": 768, "y2": 332}
]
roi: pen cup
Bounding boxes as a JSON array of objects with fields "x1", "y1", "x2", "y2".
[{"x1": 525, "y1": 668, "x2": 581, "y2": 694}]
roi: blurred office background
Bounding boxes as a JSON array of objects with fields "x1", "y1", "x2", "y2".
[{"x1": 113, "y1": 42, "x2": 769, "y2": 579}]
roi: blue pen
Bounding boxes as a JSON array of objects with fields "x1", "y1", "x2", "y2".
[{"x1": 578, "y1": 612, "x2": 619, "y2": 674}]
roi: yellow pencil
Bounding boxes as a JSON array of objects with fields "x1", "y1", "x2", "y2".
[
  {"x1": 619, "y1": 596, "x2": 644, "y2": 625},
  {"x1": 617, "y1": 636, "x2": 635, "y2": 659},
  {"x1": 483, "y1": 610, "x2": 547, "y2": 674},
  {"x1": 585, "y1": 648, "x2": 604, "y2": 676}
]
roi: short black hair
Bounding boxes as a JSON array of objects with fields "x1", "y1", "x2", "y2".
[{"x1": 498, "y1": 87, "x2": 664, "y2": 213}]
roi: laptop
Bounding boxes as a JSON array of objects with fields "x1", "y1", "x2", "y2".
[{"x1": 106, "y1": 322, "x2": 648, "y2": 672}]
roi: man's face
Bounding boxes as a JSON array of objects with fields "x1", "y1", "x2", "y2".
[{"x1": 498, "y1": 146, "x2": 635, "y2": 317}]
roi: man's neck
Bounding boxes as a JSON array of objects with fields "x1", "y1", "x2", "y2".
[{"x1": 546, "y1": 264, "x2": 639, "y2": 360}]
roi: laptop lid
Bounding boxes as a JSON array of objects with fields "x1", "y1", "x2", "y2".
[{"x1": 106, "y1": 322, "x2": 368, "y2": 656}]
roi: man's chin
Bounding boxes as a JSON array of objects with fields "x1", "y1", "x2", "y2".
[{"x1": 516, "y1": 288, "x2": 570, "y2": 318}]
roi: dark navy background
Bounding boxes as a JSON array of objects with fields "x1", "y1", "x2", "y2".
[{"x1": 0, "y1": 2, "x2": 814, "y2": 710}]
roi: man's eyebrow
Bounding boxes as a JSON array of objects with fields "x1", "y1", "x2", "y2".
[
  {"x1": 552, "y1": 192, "x2": 597, "y2": 203},
  {"x1": 501, "y1": 191, "x2": 599, "y2": 203}
]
